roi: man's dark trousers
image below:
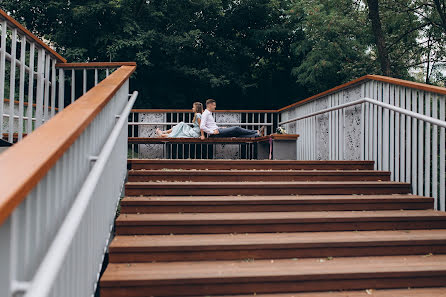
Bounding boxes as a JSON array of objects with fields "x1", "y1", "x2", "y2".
[{"x1": 214, "y1": 126, "x2": 259, "y2": 138}]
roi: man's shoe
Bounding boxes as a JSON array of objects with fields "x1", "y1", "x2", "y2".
[{"x1": 259, "y1": 126, "x2": 266, "y2": 137}]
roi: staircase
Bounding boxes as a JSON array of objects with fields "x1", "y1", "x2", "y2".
[{"x1": 100, "y1": 159, "x2": 446, "y2": 297}]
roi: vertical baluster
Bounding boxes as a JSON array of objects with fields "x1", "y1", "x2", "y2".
[
  {"x1": 83, "y1": 68, "x2": 87, "y2": 94},
  {"x1": 0, "y1": 20, "x2": 6, "y2": 136},
  {"x1": 328, "y1": 95, "x2": 332, "y2": 160},
  {"x1": 432, "y1": 95, "x2": 438, "y2": 209},
  {"x1": 418, "y1": 91, "x2": 424, "y2": 196},
  {"x1": 389, "y1": 84, "x2": 395, "y2": 178},
  {"x1": 106, "y1": 68, "x2": 109, "y2": 77},
  {"x1": 382, "y1": 83, "x2": 389, "y2": 171},
  {"x1": 50, "y1": 59, "x2": 56, "y2": 117},
  {"x1": 35, "y1": 48, "x2": 45, "y2": 128},
  {"x1": 360, "y1": 84, "x2": 365, "y2": 160},
  {"x1": 338, "y1": 93, "x2": 342, "y2": 160},
  {"x1": 405, "y1": 88, "x2": 411, "y2": 183},
  {"x1": 399, "y1": 87, "x2": 405, "y2": 182},
  {"x1": 259, "y1": 112, "x2": 262, "y2": 134},
  {"x1": 94, "y1": 69, "x2": 98, "y2": 86},
  {"x1": 411, "y1": 90, "x2": 418, "y2": 194},
  {"x1": 130, "y1": 112, "x2": 134, "y2": 159},
  {"x1": 312, "y1": 104, "x2": 315, "y2": 159},
  {"x1": 18, "y1": 34, "x2": 26, "y2": 141},
  {"x1": 8, "y1": 28, "x2": 17, "y2": 143},
  {"x1": 367, "y1": 82, "x2": 373, "y2": 161},
  {"x1": 373, "y1": 81, "x2": 378, "y2": 169},
  {"x1": 394, "y1": 86, "x2": 400, "y2": 181},
  {"x1": 425, "y1": 92, "x2": 431, "y2": 197},
  {"x1": 26, "y1": 43, "x2": 35, "y2": 134},
  {"x1": 306, "y1": 106, "x2": 309, "y2": 159},
  {"x1": 334, "y1": 95, "x2": 338, "y2": 159},
  {"x1": 363, "y1": 84, "x2": 368, "y2": 160},
  {"x1": 58, "y1": 68, "x2": 65, "y2": 111},
  {"x1": 312, "y1": 106, "x2": 315, "y2": 159},
  {"x1": 71, "y1": 69, "x2": 75, "y2": 103},
  {"x1": 377, "y1": 82, "x2": 384, "y2": 170},
  {"x1": 340, "y1": 92, "x2": 344, "y2": 160},
  {"x1": 43, "y1": 53, "x2": 50, "y2": 122},
  {"x1": 439, "y1": 96, "x2": 445, "y2": 211}
]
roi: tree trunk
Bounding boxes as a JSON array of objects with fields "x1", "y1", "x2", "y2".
[
  {"x1": 433, "y1": 0, "x2": 446, "y2": 33},
  {"x1": 366, "y1": 0, "x2": 392, "y2": 76}
]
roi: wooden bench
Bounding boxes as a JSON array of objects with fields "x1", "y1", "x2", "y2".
[{"x1": 128, "y1": 134, "x2": 299, "y2": 160}]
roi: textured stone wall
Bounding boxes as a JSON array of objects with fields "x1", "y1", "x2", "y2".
[{"x1": 137, "y1": 112, "x2": 165, "y2": 159}]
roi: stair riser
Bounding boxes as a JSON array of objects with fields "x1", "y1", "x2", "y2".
[
  {"x1": 128, "y1": 174, "x2": 391, "y2": 182},
  {"x1": 130, "y1": 164, "x2": 375, "y2": 170},
  {"x1": 100, "y1": 274, "x2": 446, "y2": 297},
  {"x1": 120, "y1": 202, "x2": 433, "y2": 214},
  {"x1": 125, "y1": 186, "x2": 411, "y2": 196},
  {"x1": 109, "y1": 244, "x2": 446, "y2": 263},
  {"x1": 116, "y1": 221, "x2": 446, "y2": 235}
]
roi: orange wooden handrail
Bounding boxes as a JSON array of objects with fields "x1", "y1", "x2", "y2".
[
  {"x1": 0, "y1": 9, "x2": 66, "y2": 63},
  {"x1": 0, "y1": 65, "x2": 136, "y2": 226},
  {"x1": 55, "y1": 62, "x2": 137, "y2": 68},
  {"x1": 278, "y1": 74, "x2": 446, "y2": 112}
]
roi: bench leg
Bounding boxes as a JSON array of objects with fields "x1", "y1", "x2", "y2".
[
  {"x1": 257, "y1": 142, "x2": 270, "y2": 160},
  {"x1": 273, "y1": 140, "x2": 297, "y2": 160}
]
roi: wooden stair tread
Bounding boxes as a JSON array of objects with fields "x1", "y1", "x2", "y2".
[
  {"x1": 208, "y1": 287, "x2": 446, "y2": 296},
  {"x1": 127, "y1": 170, "x2": 392, "y2": 182},
  {"x1": 109, "y1": 229, "x2": 446, "y2": 252},
  {"x1": 121, "y1": 194, "x2": 429, "y2": 205},
  {"x1": 128, "y1": 159, "x2": 375, "y2": 170},
  {"x1": 128, "y1": 160, "x2": 375, "y2": 165},
  {"x1": 128, "y1": 170, "x2": 390, "y2": 175},
  {"x1": 100, "y1": 254, "x2": 446, "y2": 286},
  {"x1": 125, "y1": 181, "x2": 410, "y2": 187},
  {"x1": 116, "y1": 210, "x2": 446, "y2": 225}
]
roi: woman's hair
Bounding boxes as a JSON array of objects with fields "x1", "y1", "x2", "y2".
[{"x1": 192, "y1": 102, "x2": 203, "y2": 123}]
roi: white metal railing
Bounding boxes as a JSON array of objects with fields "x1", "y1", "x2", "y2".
[
  {"x1": 129, "y1": 109, "x2": 278, "y2": 159},
  {"x1": 279, "y1": 79, "x2": 446, "y2": 211},
  {"x1": 23, "y1": 91, "x2": 138, "y2": 297},
  {"x1": 0, "y1": 66, "x2": 137, "y2": 297},
  {"x1": 0, "y1": 10, "x2": 135, "y2": 143},
  {"x1": 0, "y1": 11, "x2": 65, "y2": 143},
  {"x1": 56, "y1": 62, "x2": 137, "y2": 106}
]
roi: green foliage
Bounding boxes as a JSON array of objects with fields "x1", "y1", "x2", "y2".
[
  {"x1": 3, "y1": 0, "x2": 444, "y2": 108},
  {"x1": 289, "y1": 0, "x2": 375, "y2": 93}
]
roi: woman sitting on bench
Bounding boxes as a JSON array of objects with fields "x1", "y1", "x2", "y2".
[{"x1": 156, "y1": 102, "x2": 204, "y2": 138}]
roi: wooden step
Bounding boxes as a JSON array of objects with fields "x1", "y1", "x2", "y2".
[
  {"x1": 127, "y1": 170, "x2": 391, "y2": 182},
  {"x1": 109, "y1": 229, "x2": 446, "y2": 263},
  {"x1": 207, "y1": 287, "x2": 446, "y2": 297},
  {"x1": 115, "y1": 210, "x2": 446, "y2": 235},
  {"x1": 128, "y1": 159, "x2": 375, "y2": 170},
  {"x1": 125, "y1": 181, "x2": 411, "y2": 196},
  {"x1": 120, "y1": 195, "x2": 433, "y2": 213},
  {"x1": 100, "y1": 255, "x2": 446, "y2": 296}
]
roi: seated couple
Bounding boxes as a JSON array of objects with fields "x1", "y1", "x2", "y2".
[{"x1": 156, "y1": 99, "x2": 265, "y2": 139}]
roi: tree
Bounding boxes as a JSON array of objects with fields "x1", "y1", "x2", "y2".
[
  {"x1": 3, "y1": 0, "x2": 442, "y2": 108},
  {"x1": 2, "y1": 0, "x2": 305, "y2": 109}
]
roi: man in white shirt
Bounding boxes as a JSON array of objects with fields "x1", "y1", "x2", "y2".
[{"x1": 200, "y1": 99, "x2": 265, "y2": 140}]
